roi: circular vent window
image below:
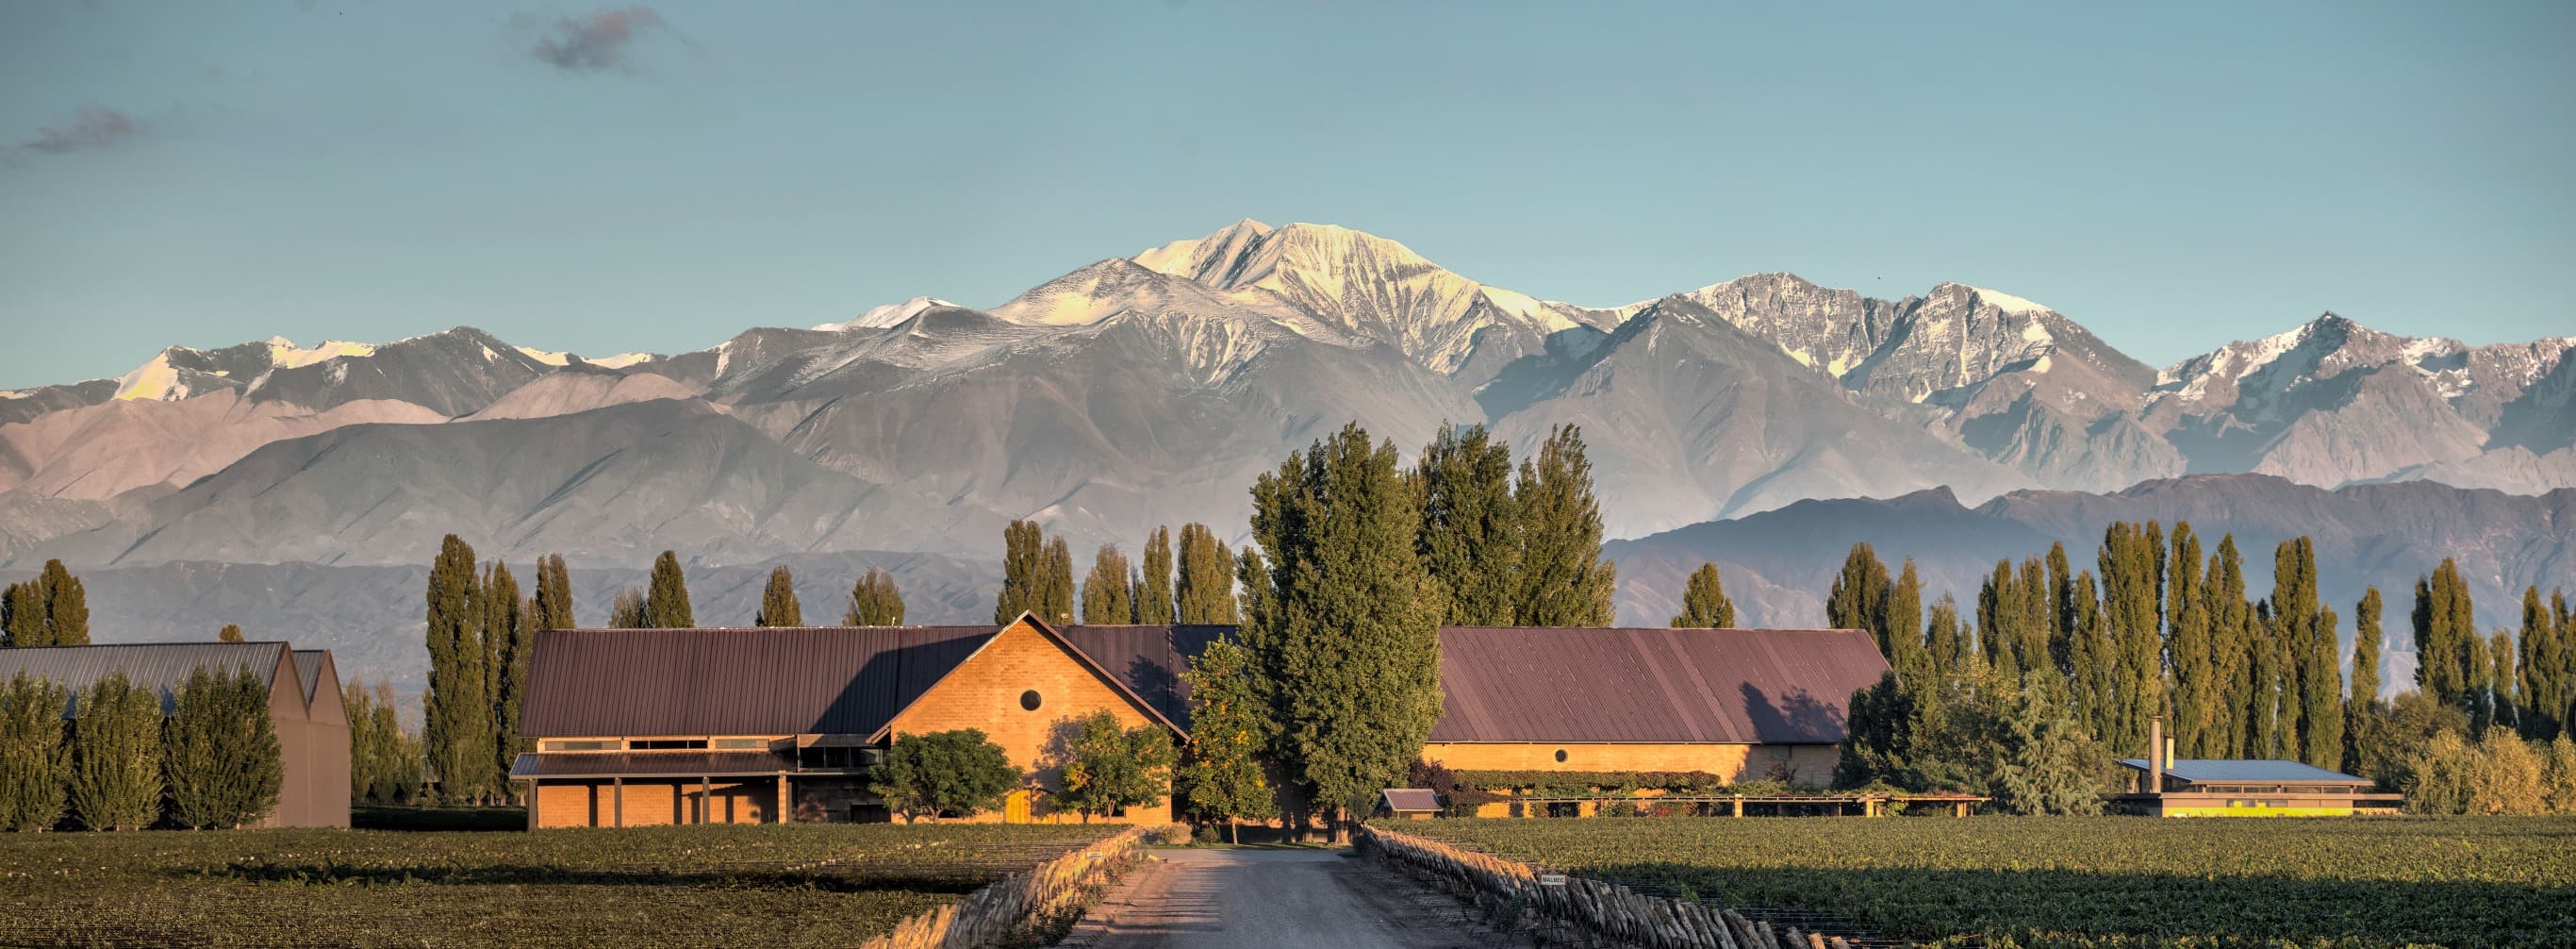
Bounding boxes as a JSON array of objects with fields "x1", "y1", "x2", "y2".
[
  {"x1": 1020, "y1": 690, "x2": 1043, "y2": 711},
  {"x1": 1554, "y1": 748, "x2": 1569, "y2": 763}
]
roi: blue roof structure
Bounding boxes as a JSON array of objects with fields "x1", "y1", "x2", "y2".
[{"x1": 2118, "y1": 758, "x2": 2366, "y2": 784}]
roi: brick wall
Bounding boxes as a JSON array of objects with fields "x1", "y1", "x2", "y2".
[
  {"x1": 885, "y1": 620, "x2": 1174, "y2": 824},
  {"x1": 1420, "y1": 741, "x2": 1839, "y2": 786}
]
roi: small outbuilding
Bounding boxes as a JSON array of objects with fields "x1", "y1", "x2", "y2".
[
  {"x1": 1376, "y1": 789, "x2": 1442, "y2": 820},
  {"x1": 2115, "y1": 730, "x2": 2399, "y2": 817}
]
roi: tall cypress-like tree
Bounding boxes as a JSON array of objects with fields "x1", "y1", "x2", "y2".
[
  {"x1": 0, "y1": 673, "x2": 70, "y2": 832},
  {"x1": 0, "y1": 582, "x2": 41, "y2": 647},
  {"x1": 40, "y1": 560, "x2": 87, "y2": 645},
  {"x1": 68, "y1": 672, "x2": 160, "y2": 830},
  {"x1": 996, "y1": 520, "x2": 1043, "y2": 623},
  {"x1": 1670, "y1": 563, "x2": 1737, "y2": 628},
  {"x1": 2046, "y1": 542, "x2": 2076, "y2": 678},
  {"x1": 2413, "y1": 559, "x2": 2475, "y2": 708},
  {"x1": 2269, "y1": 538, "x2": 2320, "y2": 762},
  {"x1": 2246, "y1": 604, "x2": 2285, "y2": 758},
  {"x1": 2204, "y1": 536, "x2": 2251, "y2": 758},
  {"x1": 1828, "y1": 543, "x2": 1891, "y2": 647},
  {"x1": 754, "y1": 566, "x2": 801, "y2": 626},
  {"x1": 2352, "y1": 587, "x2": 2386, "y2": 708},
  {"x1": 1924, "y1": 594, "x2": 1972, "y2": 678},
  {"x1": 1175, "y1": 524, "x2": 1237, "y2": 624},
  {"x1": 482, "y1": 560, "x2": 526, "y2": 796},
  {"x1": 2098, "y1": 523, "x2": 2163, "y2": 756},
  {"x1": 1415, "y1": 423, "x2": 1521, "y2": 626},
  {"x1": 1886, "y1": 558, "x2": 1928, "y2": 682},
  {"x1": 2015, "y1": 557, "x2": 2053, "y2": 681},
  {"x1": 2487, "y1": 631, "x2": 2518, "y2": 734},
  {"x1": 533, "y1": 555, "x2": 574, "y2": 631},
  {"x1": 2166, "y1": 524, "x2": 2212, "y2": 755},
  {"x1": 164, "y1": 666, "x2": 283, "y2": 828},
  {"x1": 1135, "y1": 526, "x2": 1176, "y2": 625},
  {"x1": 844, "y1": 568, "x2": 906, "y2": 625},
  {"x1": 2070, "y1": 570, "x2": 2115, "y2": 741},
  {"x1": 2518, "y1": 587, "x2": 2562, "y2": 740},
  {"x1": 1511, "y1": 425, "x2": 1614, "y2": 626},
  {"x1": 1082, "y1": 545, "x2": 1134, "y2": 624},
  {"x1": 645, "y1": 551, "x2": 693, "y2": 628},
  {"x1": 1976, "y1": 560, "x2": 2024, "y2": 676},
  {"x1": 1244, "y1": 424, "x2": 1445, "y2": 839},
  {"x1": 423, "y1": 535, "x2": 492, "y2": 803},
  {"x1": 1038, "y1": 537, "x2": 1077, "y2": 626},
  {"x1": 1175, "y1": 636, "x2": 1277, "y2": 842}
]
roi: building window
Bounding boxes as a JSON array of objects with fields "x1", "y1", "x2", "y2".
[
  {"x1": 631, "y1": 739, "x2": 709, "y2": 750},
  {"x1": 1021, "y1": 690, "x2": 1043, "y2": 711},
  {"x1": 1553, "y1": 749, "x2": 1568, "y2": 763},
  {"x1": 712, "y1": 738, "x2": 768, "y2": 750},
  {"x1": 545, "y1": 740, "x2": 617, "y2": 752}
]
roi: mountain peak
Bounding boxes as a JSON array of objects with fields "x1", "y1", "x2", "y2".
[{"x1": 815, "y1": 296, "x2": 958, "y2": 332}]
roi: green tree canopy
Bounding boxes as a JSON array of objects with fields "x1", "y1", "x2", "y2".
[
  {"x1": 996, "y1": 520, "x2": 1043, "y2": 624},
  {"x1": 1415, "y1": 423, "x2": 1521, "y2": 626},
  {"x1": 1175, "y1": 524, "x2": 1237, "y2": 624},
  {"x1": 1082, "y1": 545, "x2": 1134, "y2": 624},
  {"x1": 844, "y1": 568, "x2": 906, "y2": 625},
  {"x1": 1176, "y1": 637, "x2": 1275, "y2": 841},
  {"x1": 871, "y1": 729, "x2": 1020, "y2": 823},
  {"x1": 68, "y1": 671, "x2": 161, "y2": 831},
  {"x1": 1511, "y1": 425, "x2": 1614, "y2": 626},
  {"x1": 423, "y1": 535, "x2": 494, "y2": 805},
  {"x1": 1054, "y1": 709, "x2": 1177, "y2": 823},
  {"x1": 1134, "y1": 526, "x2": 1176, "y2": 625},
  {"x1": 163, "y1": 665, "x2": 283, "y2": 828},
  {"x1": 1670, "y1": 563, "x2": 1736, "y2": 629},
  {"x1": 0, "y1": 672, "x2": 71, "y2": 831},
  {"x1": 754, "y1": 565, "x2": 801, "y2": 626},
  {"x1": 646, "y1": 551, "x2": 693, "y2": 629}
]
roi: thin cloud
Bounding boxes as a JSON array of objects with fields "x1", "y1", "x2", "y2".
[
  {"x1": 19, "y1": 106, "x2": 140, "y2": 155},
  {"x1": 526, "y1": 6, "x2": 666, "y2": 73}
]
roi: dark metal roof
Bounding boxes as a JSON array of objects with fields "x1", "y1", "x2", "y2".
[
  {"x1": 1427, "y1": 627, "x2": 1890, "y2": 744},
  {"x1": 1379, "y1": 789, "x2": 1441, "y2": 812},
  {"x1": 2119, "y1": 758, "x2": 2368, "y2": 784},
  {"x1": 1055, "y1": 624, "x2": 1230, "y2": 728},
  {"x1": 0, "y1": 642, "x2": 291, "y2": 716},
  {"x1": 518, "y1": 626, "x2": 991, "y2": 738},
  {"x1": 291, "y1": 650, "x2": 328, "y2": 705},
  {"x1": 509, "y1": 751, "x2": 795, "y2": 779}
]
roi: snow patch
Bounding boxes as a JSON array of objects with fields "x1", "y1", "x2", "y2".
[
  {"x1": 817, "y1": 296, "x2": 956, "y2": 332},
  {"x1": 517, "y1": 347, "x2": 573, "y2": 366},
  {"x1": 1967, "y1": 286, "x2": 2053, "y2": 316},
  {"x1": 587, "y1": 352, "x2": 652, "y2": 370},
  {"x1": 112, "y1": 352, "x2": 185, "y2": 401},
  {"x1": 266, "y1": 338, "x2": 378, "y2": 369}
]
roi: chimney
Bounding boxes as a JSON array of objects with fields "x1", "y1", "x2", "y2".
[{"x1": 2148, "y1": 716, "x2": 2165, "y2": 793}]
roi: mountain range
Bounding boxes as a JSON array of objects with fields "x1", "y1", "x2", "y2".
[{"x1": 2, "y1": 220, "x2": 2568, "y2": 691}]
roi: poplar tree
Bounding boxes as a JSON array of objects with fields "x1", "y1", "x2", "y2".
[
  {"x1": 1828, "y1": 543, "x2": 1891, "y2": 646},
  {"x1": 483, "y1": 560, "x2": 529, "y2": 793},
  {"x1": 2518, "y1": 587, "x2": 2562, "y2": 740},
  {"x1": 0, "y1": 673, "x2": 70, "y2": 831},
  {"x1": 645, "y1": 551, "x2": 693, "y2": 628},
  {"x1": 2099, "y1": 523, "x2": 2162, "y2": 755},
  {"x1": 1976, "y1": 560, "x2": 2024, "y2": 676},
  {"x1": 2413, "y1": 559, "x2": 2475, "y2": 708},
  {"x1": 2488, "y1": 631, "x2": 2518, "y2": 734},
  {"x1": 844, "y1": 568, "x2": 905, "y2": 625},
  {"x1": 1924, "y1": 595, "x2": 1972, "y2": 677},
  {"x1": 1037, "y1": 537, "x2": 1076, "y2": 625},
  {"x1": 1415, "y1": 423, "x2": 1521, "y2": 626},
  {"x1": 2015, "y1": 556, "x2": 2053, "y2": 680},
  {"x1": 2204, "y1": 536, "x2": 2251, "y2": 758},
  {"x1": 68, "y1": 672, "x2": 160, "y2": 830},
  {"x1": 1175, "y1": 524, "x2": 1238, "y2": 624},
  {"x1": 754, "y1": 566, "x2": 801, "y2": 626},
  {"x1": 1244, "y1": 424, "x2": 1445, "y2": 839},
  {"x1": 996, "y1": 520, "x2": 1043, "y2": 623},
  {"x1": 0, "y1": 582, "x2": 40, "y2": 647},
  {"x1": 2270, "y1": 538, "x2": 2320, "y2": 762},
  {"x1": 533, "y1": 554, "x2": 575, "y2": 630},
  {"x1": 1135, "y1": 526, "x2": 1176, "y2": 625},
  {"x1": 2166, "y1": 524, "x2": 2212, "y2": 755},
  {"x1": 1176, "y1": 636, "x2": 1277, "y2": 842},
  {"x1": 423, "y1": 535, "x2": 492, "y2": 803},
  {"x1": 2351, "y1": 588, "x2": 2386, "y2": 750},
  {"x1": 1886, "y1": 558, "x2": 1928, "y2": 682},
  {"x1": 2046, "y1": 542, "x2": 2075, "y2": 677},
  {"x1": 1671, "y1": 563, "x2": 1736, "y2": 628},
  {"x1": 1511, "y1": 425, "x2": 1614, "y2": 626},
  {"x1": 165, "y1": 666, "x2": 282, "y2": 828},
  {"x1": 39, "y1": 560, "x2": 87, "y2": 645},
  {"x1": 1082, "y1": 545, "x2": 1134, "y2": 624},
  {"x1": 2070, "y1": 570, "x2": 2115, "y2": 742},
  {"x1": 608, "y1": 590, "x2": 648, "y2": 628}
]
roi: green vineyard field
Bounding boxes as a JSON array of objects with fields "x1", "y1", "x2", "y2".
[
  {"x1": 0, "y1": 823, "x2": 1122, "y2": 948},
  {"x1": 1386, "y1": 816, "x2": 2576, "y2": 948}
]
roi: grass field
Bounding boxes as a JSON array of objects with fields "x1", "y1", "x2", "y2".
[
  {"x1": 0, "y1": 823, "x2": 1123, "y2": 948},
  {"x1": 1381, "y1": 816, "x2": 2576, "y2": 948}
]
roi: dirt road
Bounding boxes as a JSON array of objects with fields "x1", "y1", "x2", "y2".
[{"x1": 1063, "y1": 846, "x2": 1487, "y2": 949}]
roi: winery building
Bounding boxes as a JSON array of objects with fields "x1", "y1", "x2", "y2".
[
  {"x1": 0, "y1": 641, "x2": 351, "y2": 828},
  {"x1": 511, "y1": 614, "x2": 1885, "y2": 828}
]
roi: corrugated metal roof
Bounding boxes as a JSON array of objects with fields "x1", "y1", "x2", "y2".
[
  {"x1": 1427, "y1": 627, "x2": 1890, "y2": 744},
  {"x1": 509, "y1": 751, "x2": 794, "y2": 779},
  {"x1": 0, "y1": 642, "x2": 290, "y2": 715},
  {"x1": 291, "y1": 650, "x2": 328, "y2": 705},
  {"x1": 2118, "y1": 758, "x2": 2367, "y2": 784},
  {"x1": 518, "y1": 626, "x2": 991, "y2": 738},
  {"x1": 1379, "y1": 789, "x2": 1441, "y2": 812},
  {"x1": 1055, "y1": 624, "x2": 1230, "y2": 728}
]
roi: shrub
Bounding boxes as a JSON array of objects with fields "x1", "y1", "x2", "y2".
[
  {"x1": 1052, "y1": 710, "x2": 1175, "y2": 823},
  {"x1": 1147, "y1": 823, "x2": 1193, "y2": 845},
  {"x1": 871, "y1": 729, "x2": 1020, "y2": 823}
]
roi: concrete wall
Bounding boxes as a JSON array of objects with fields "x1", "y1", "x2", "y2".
[{"x1": 884, "y1": 619, "x2": 1174, "y2": 824}]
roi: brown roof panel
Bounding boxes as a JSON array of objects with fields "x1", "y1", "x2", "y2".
[
  {"x1": 518, "y1": 626, "x2": 992, "y2": 738},
  {"x1": 1054, "y1": 624, "x2": 1230, "y2": 727},
  {"x1": 510, "y1": 751, "x2": 794, "y2": 779},
  {"x1": 1426, "y1": 627, "x2": 1889, "y2": 744},
  {"x1": 0, "y1": 642, "x2": 291, "y2": 716}
]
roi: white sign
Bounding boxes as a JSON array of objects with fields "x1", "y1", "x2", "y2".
[{"x1": 1538, "y1": 874, "x2": 1568, "y2": 887}]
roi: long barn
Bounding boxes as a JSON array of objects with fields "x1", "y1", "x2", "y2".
[{"x1": 511, "y1": 613, "x2": 1885, "y2": 828}]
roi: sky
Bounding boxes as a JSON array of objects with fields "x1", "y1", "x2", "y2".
[{"x1": 3, "y1": 0, "x2": 2570, "y2": 388}]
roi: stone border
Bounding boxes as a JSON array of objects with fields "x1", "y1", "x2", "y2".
[
  {"x1": 862, "y1": 825, "x2": 1148, "y2": 949},
  {"x1": 1360, "y1": 824, "x2": 1864, "y2": 949}
]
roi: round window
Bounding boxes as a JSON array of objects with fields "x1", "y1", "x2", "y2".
[
  {"x1": 1020, "y1": 690, "x2": 1043, "y2": 711},
  {"x1": 1553, "y1": 748, "x2": 1568, "y2": 763}
]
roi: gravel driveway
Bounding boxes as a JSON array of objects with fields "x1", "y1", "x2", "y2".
[{"x1": 1063, "y1": 846, "x2": 1488, "y2": 949}]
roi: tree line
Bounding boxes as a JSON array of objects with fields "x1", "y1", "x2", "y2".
[
  {"x1": 1829, "y1": 524, "x2": 2576, "y2": 815},
  {"x1": 0, "y1": 666, "x2": 283, "y2": 831},
  {"x1": 1, "y1": 559, "x2": 89, "y2": 648},
  {"x1": 995, "y1": 522, "x2": 1239, "y2": 625}
]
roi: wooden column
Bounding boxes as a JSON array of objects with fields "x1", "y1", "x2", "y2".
[
  {"x1": 700, "y1": 775, "x2": 712, "y2": 824},
  {"x1": 613, "y1": 777, "x2": 624, "y2": 828},
  {"x1": 775, "y1": 774, "x2": 789, "y2": 824},
  {"x1": 1731, "y1": 796, "x2": 1743, "y2": 818}
]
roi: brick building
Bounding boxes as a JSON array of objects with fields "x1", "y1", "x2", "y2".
[{"x1": 511, "y1": 614, "x2": 1884, "y2": 828}]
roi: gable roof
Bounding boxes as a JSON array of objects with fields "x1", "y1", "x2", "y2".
[
  {"x1": 0, "y1": 642, "x2": 295, "y2": 715},
  {"x1": 291, "y1": 650, "x2": 329, "y2": 705},
  {"x1": 1379, "y1": 789, "x2": 1441, "y2": 812},
  {"x1": 1428, "y1": 626, "x2": 1889, "y2": 744},
  {"x1": 866, "y1": 614, "x2": 1188, "y2": 741},
  {"x1": 2119, "y1": 758, "x2": 2368, "y2": 784},
  {"x1": 519, "y1": 625, "x2": 991, "y2": 738}
]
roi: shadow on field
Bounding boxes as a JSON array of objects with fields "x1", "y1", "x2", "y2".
[
  {"x1": 212, "y1": 862, "x2": 993, "y2": 893},
  {"x1": 1579, "y1": 862, "x2": 2575, "y2": 946}
]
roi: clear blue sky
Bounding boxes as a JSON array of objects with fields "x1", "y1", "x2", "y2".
[{"x1": 5, "y1": 1, "x2": 2569, "y2": 388}]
